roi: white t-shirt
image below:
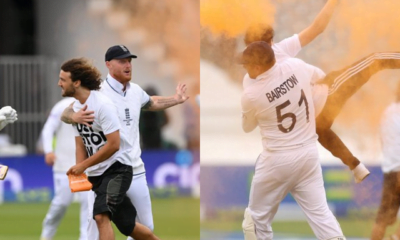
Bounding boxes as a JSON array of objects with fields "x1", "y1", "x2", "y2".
[
  {"x1": 241, "y1": 58, "x2": 324, "y2": 152},
  {"x1": 72, "y1": 91, "x2": 131, "y2": 176},
  {"x1": 242, "y1": 34, "x2": 328, "y2": 117},
  {"x1": 380, "y1": 103, "x2": 400, "y2": 173},
  {"x1": 100, "y1": 74, "x2": 150, "y2": 171},
  {"x1": 41, "y1": 97, "x2": 76, "y2": 173}
]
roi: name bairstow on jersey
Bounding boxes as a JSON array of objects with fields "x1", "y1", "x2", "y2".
[{"x1": 266, "y1": 74, "x2": 299, "y2": 103}]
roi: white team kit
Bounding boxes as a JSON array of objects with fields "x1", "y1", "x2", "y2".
[
  {"x1": 85, "y1": 75, "x2": 154, "y2": 240},
  {"x1": 241, "y1": 58, "x2": 344, "y2": 239},
  {"x1": 40, "y1": 97, "x2": 88, "y2": 240},
  {"x1": 380, "y1": 103, "x2": 400, "y2": 173},
  {"x1": 243, "y1": 34, "x2": 329, "y2": 117}
]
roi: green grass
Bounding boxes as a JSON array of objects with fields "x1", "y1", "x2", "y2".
[
  {"x1": 202, "y1": 216, "x2": 400, "y2": 238},
  {"x1": 0, "y1": 197, "x2": 199, "y2": 240}
]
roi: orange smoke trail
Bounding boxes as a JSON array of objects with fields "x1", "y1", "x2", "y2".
[
  {"x1": 200, "y1": 0, "x2": 275, "y2": 37},
  {"x1": 331, "y1": 0, "x2": 400, "y2": 58}
]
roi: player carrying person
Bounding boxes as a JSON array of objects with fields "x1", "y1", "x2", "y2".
[{"x1": 240, "y1": 41, "x2": 346, "y2": 240}]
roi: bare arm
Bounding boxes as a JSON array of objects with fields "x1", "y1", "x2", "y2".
[
  {"x1": 67, "y1": 130, "x2": 120, "y2": 175},
  {"x1": 298, "y1": 0, "x2": 339, "y2": 47},
  {"x1": 142, "y1": 83, "x2": 189, "y2": 111},
  {"x1": 61, "y1": 103, "x2": 95, "y2": 127},
  {"x1": 61, "y1": 103, "x2": 75, "y2": 124},
  {"x1": 75, "y1": 136, "x2": 88, "y2": 165}
]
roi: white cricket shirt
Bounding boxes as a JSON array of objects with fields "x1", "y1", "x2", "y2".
[
  {"x1": 380, "y1": 103, "x2": 400, "y2": 173},
  {"x1": 41, "y1": 97, "x2": 76, "y2": 173},
  {"x1": 100, "y1": 74, "x2": 150, "y2": 171},
  {"x1": 241, "y1": 58, "x2": 324, "y2": 152},
  {"x1": 72, "y1": 91, "x2": 132, "y2": 176}
]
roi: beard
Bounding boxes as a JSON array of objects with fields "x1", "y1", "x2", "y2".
[
  {"x1": 62, "y1": 86, "x2": 75, "y2": 97},
  {"x1": 114, "y1": 71, "x2": 131, "y2": 82}
]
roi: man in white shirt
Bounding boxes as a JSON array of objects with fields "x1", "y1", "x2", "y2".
[
  {"x1": 61, "y1": 45, "x2": 188, "y2": 240},
  {"x1": 242, "y1": 0, "x2": 368, "y2": 180},
  {"x1": 371, "y1": 83, "x2": 400, "y2": 240},
  {"x1": 58, "y1": 58, "x2": 160, "y2": 240},
  {"x1": 0, "y1": 106, "x2": 18, "y2": 131},
  {"x1": 242, "y1": 23, "x2": 400, "y2": 240},
  {"x1": 245, "y1": 22, "x2": 400, "y2": 182},
  {"x1": 39, "y1": 97, "x2": 88, "y2": 240},
  {"x1": 240, "y1": 41, "x2": 345, "y2": 240}
]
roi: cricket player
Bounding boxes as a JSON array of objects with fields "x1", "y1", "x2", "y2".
[
  {"x1": 0, "y1": 106, "x2": 18, "y2": 131},
  {"x1": 58, "y1": 57, "x2": 160, "y2": 240},
  {"x1": 242, "y1": 0, "x2": 371, "y2": 182},
  {"x1": 244, "y1": 22, "x2": 400, "y2": 184},
  {"x1": 370, "y1": 82, "x2": 400, "y2": 240},
  {"x1": 61, "y1": 45, "x2": 189, "y2": 240},
  {"x1": 0, "y1": 106, "x2": 18, "y2": 180},
  {"x1": 242, "y1": 24, "x2": 400, "y2": 240},
  {"x1": 39, "y1": 97, "x2": 88, "y2": 240},
  {"x1": 240, "y1": 41, "x2": 345, "y2": 240}
]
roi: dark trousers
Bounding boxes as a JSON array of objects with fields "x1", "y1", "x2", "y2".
[
  {"x1": 89, "y1": 161, "x2": 137, "y2": 236},
  {"x1": 316, "y1": 52, "x2": 400, "y2": 169}
]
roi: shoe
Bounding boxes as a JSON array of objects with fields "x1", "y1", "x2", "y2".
[{"x1": 352, "y1": 163, "x2": 370, "y2": 183}]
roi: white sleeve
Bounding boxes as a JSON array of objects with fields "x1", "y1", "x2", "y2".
[
  {"x1": 138, "y1": 87, "x2": 151, "y2": 107},
  {"x1": 41, "y1": 103, "x2": 63, "y2": 154},
  {"x1": 380, "y1": 106, "x2": 400, "y2": 148},
  {"x1": 273, "y1": 34, "x2": 302, "y2": 58},
  {"x1": 241, "y1": 93, "x2": 258, "y2": 132},
  {"x1": 302, "y1": 63, "x2": 327, "y2": 117},
  {"x1": 305, "y1": 63, "x2": 326, "y2": 84},
  {"x1": 98, "y1": 103, "x2": 121, "y2": 135},
  {"x1": 312, "y1": 84, "x2": 328, "y2": 117},
  {"x1": 72, "y1": 125, "x2": 80, "y2": 137}
]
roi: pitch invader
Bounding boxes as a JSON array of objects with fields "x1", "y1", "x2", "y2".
[{"x1": 58, "y1": 57, "x2": 160, "y2": 240}]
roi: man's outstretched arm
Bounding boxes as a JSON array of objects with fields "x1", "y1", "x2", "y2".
[
  {"x1": 142, "y1": 83, "x2": 189, "y2": 111},
  {"x1": 298, "y1": 0, "x2": 339, "y2": 47}
]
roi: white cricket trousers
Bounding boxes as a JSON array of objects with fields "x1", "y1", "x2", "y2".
[
  {"x1": 248, "y1": 144, "x2": 343, "y2": 240},
  {"x1": 41, "y1": 172, "x2": 89, "y2": 240},
  {"x1": 87, "y1": 172, "x2": 154, "y2": 239}
]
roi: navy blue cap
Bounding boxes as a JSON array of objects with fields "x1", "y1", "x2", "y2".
[{"x1": 105, "y1": 45, "x2": 137, "y2": 61}]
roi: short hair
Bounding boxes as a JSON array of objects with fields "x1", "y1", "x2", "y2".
[
  {"x1": 237, "y1": 41, "x2": 275, "y2": 66},
  {"x1": 61, "y1": 58, "x2": 102, "y2": 91},
  {"x1": 244, "y1": 23, "x2": 274, "y2": 46}
]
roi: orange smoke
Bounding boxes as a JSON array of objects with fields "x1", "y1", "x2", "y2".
[
  {"x1": 200, "y1": 0, "x2": 275, "y2": 37},
  {"x1": 314, "y1": 0, "x2": 400, "y2": 155},
  {"x1": 330, "y1": 1, "x2": 400, "y2": 59}
]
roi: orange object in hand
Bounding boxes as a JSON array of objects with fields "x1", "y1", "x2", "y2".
[{"x1": 68, "y1": 173, "x2": 92, "y2": 192}]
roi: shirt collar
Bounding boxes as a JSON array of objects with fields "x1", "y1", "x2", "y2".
[
  {"x1": 106, "y1": 73, "x2": 131, "y2": 96},
  {"x1": 255, "y1": 64, "x2": 278, "y2": 81}
]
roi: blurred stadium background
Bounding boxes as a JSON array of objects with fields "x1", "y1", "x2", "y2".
[
  {"x1": 0, "y1": 0, "x2": 199, "y2": 239},
  {"x1": 200, "y1": 0, "x2": 400, "y2": 239}
]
